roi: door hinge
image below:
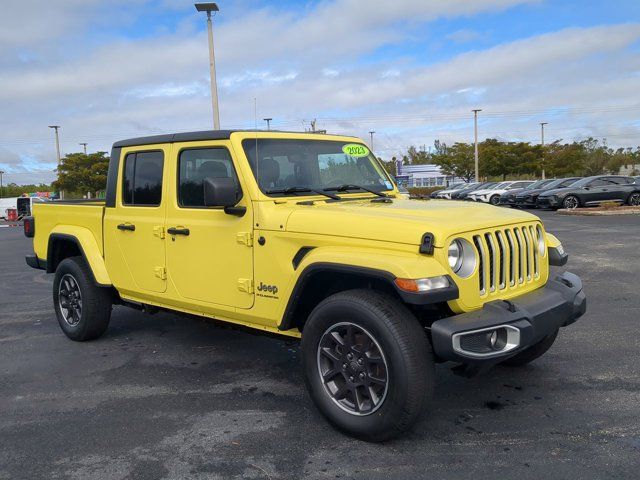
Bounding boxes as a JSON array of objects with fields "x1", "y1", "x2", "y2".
[
  {"x1": 153, "y1": 226, "x2": 165, "y2": 239},
  {"x1": 236, "y1": 232, "x2": 253, "y2": 247},
  {"x1": 154, "y1": 266, "x2": 166, "y2": 280},
  {"x1": 237, "y1": 278, "x2": 254, "y2": 294}
]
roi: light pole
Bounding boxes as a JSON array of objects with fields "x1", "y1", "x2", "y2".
[
  {"x1": 0, "y1": 170, "x2": 4, "y2": 199},
  {"x1": 79, "y1": 142, "x2": 88, "y2": 154},
  {"x1": 263, "y1": 118, "x2": 272, "y2": 130},
  {"x1": 540, "y1": 122, "x2": 548, "y2": 179},
  {"x1": 369, "y1": 131, "x2": 375, "y2": 150},
  {"x1": 472, "y1": 109, "x2": 482, "y2": 182},
  {"x1": 195, "y1": 3, "x2": 221, "y2": 130},
  {"x1": 48, "y1": 125, "x2": 61, "y2": 164}
]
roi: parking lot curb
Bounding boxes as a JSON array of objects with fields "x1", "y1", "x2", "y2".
[{"x1": 558, "y1": 208, "x2": 640, "y2": 216}]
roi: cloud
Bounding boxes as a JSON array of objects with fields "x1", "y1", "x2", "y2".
[{"x1": 0, "y1": 0, "x2": 639, "y2": 183}]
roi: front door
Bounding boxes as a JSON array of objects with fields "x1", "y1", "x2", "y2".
[
  {"x1": 164, "y1": 142, "x2": 254, "y2": 309},
  {"x1": 104, "y1": 148, "x2": 168, "y2": 294}
]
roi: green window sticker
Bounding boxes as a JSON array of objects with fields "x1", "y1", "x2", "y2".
[{"x1": 342, "y1": 144, "x2": 370, "y2": 157}]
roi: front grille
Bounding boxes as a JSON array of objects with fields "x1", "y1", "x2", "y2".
[{"x1": 472, "y1": 225, "x2": 542, "y2": 297}]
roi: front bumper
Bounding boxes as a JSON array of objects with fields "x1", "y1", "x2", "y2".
[
  {"x1": 431, "y1": 272, "x2": 585, "y2": 364},
  {"x1": 498, "y1": 196, "x2": 516, "y2": 206},
  {"x1": 537, "y1": 196, "x2": 559, "y2": 208},
  {"x1": 514, "y1": 197, "x2": 537, "y2": 207}
]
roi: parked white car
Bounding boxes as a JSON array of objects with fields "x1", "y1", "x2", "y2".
[
  {"x1": 434, "y1": 183, "x2": 467, "y2": 199},
  {"x1": 469, "y1": 181, "x2": 534, "y2": 205}
]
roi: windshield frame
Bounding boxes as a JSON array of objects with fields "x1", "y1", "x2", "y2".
[{"x1": 241, "y1": 137, "x2": 396, "y2": 198}]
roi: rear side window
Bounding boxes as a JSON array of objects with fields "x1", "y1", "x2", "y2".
[
  {"x1": 178, "y1": 148, "x2": 240, "y2": 207},
  {"x1": 122, "y1": 151, "x2": 164, "y2": 206}
]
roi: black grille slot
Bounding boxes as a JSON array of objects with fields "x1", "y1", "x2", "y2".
[
  {"x1": 496, "y1": 231, "x2": 506, "y2": 288},
  {"x1": 473, "y1": 235, "x2": 485, "y2": 294},
  {"x1": 484, "y1": 233, "x2": 496, "y2": 292}
]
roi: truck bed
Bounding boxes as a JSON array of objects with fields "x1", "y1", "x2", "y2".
[{"x1": 31, "y1": 201, "x2": 106, "y2": 263}]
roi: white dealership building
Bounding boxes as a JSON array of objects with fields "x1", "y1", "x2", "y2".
[{"x1": 395, "y1": 163, "x2": 461, "y2": 187}]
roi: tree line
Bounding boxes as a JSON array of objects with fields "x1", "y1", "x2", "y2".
[{"x1": 380, "y1": 138, "x2": 640, "y2": 181}]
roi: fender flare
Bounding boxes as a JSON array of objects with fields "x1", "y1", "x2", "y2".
[
  {"x1": 278, "y1": 260, "x2": 458, "y2": 331},
  {"x1": 47, "y1": 229, "x2": 112, "y2": 286}
]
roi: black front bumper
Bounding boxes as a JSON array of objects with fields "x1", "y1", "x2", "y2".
[
  {"x1": 537, "y1": 196, "x2": 559, "y2": 208},
  {"x1": 498, "y1": 196, "x2": 516, "y2": 206},
  {"x1": 431, "y1": 272, "x2": 586, "y2": 364},
  {"x1": 514, "y1": 197, "x2": 536, "y2": 208}
]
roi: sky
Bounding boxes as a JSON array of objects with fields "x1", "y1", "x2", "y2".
[{"x1": 1, "y1": 0, "x2": 639, "y2": 185}]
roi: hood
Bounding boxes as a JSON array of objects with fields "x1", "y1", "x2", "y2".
[
  {"x1": 285, "y1": 198, "x2": 539, "y2": 248},
  {"x1": 539, "y1": 187, "x2": 574, "y2": 197},
  {"x1": 504, "y1": 188, "x2": 526, "y2": 197},
  {"x1": 516, "y1": 187, "x2": 547, "y2": 197}
]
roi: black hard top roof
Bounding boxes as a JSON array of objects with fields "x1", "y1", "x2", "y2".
[{"x1": 112, "y1": 130, "x2": 353, "y2": 148}]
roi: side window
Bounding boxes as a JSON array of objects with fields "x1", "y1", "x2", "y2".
[
  {"x1": 178, "y1": 148, "x2": 239, "y2": 207},
  {"x1": 122, "y1": 151, "x2": 164, "y2": 206},
  {"x1": 589, "y1": 179, "x2": 608, "y2": 187}
]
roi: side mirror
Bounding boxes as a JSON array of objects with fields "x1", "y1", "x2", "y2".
[{"x1": 203, "y1": 177, "x2": 245, "y2": 216}]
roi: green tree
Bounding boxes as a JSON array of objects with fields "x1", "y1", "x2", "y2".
[
  {"x1": 53, "y1": 152, "x2": 109, "y2": 196},
  {"x1": 432, "y1": 142, "x2": 475, "y2": 182}
]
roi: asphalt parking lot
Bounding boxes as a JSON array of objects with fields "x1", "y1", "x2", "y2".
[{"x1": 1, "y1": 211, "x2": 639, "y2": 480}]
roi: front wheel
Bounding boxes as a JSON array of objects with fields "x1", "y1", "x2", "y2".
[
  {"x1": 628, "y1": 192, "x2": 640, "y2": 206},
  {"x1": 562, "y1": 195, "x2": 580, "y2": 209},
  {"x1": 53, "y1": 256, "x2": 113, "y2": 341},
  {"x1": 301, "y1": 289, "x2": 433, "y2": 442},
  {"x1": 489, "y1": 195, "x2": 500, "y2": 205}
]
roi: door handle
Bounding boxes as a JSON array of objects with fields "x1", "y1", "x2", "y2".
[
  {"x1": 167, "y1": 227, "x2": 190, "y2": 236},
  {"x1": 117, "y1": 223, "x2": 135, "y2": 231}
]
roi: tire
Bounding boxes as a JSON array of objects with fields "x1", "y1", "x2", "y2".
[
  {"x1": 489, "y1": 195, "x2": 500, "y2": 205},
  {"x1": 562, "y1": 195, "x2": 580, "y2": 209},
  {"x1": 501, "y1": 329, "x2": 559, "y2": 367},
  {"x1": 301, "y1": 289, "x2": 433, "y2": 442},
  {"x1": 53, "y1": 256, "x2": 112, "y2": 341},
  {"x1": 628, "y1": 192, "x2": 640, "y2": 206}
]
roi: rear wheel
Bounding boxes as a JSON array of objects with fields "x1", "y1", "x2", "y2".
[
  {"x1": 628, "y1": 192, "x2": 640, "y2": 206},
  {"x1": 53, "y1": 256, "x2": 112, "y2": 341},
  {"x1": 562, "y1": 195, "x2": 580, "y2": 209},
  {"x1": 301, "y1": 289, "x2": 433, "y2": 442},
  {"x1": 501, "y1": 329, "x2": 559, "y2": 366}
]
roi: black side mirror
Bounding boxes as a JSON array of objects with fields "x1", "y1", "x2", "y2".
[{"x1": 203, "y1": 177, "x2": 245, "y2": 216}]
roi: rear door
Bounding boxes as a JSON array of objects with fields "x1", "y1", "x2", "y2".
[{"x1": 104, "y1": 147, "x2": 168, "y2": 294}]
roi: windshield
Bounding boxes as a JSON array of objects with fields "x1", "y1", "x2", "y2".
[
  {"x1": 242, "y1": 139, "x2": 394, "y2": 196},
  {"x1": 542, "y1": 178, "x2": 572, "y2": 189},
  {"x1": 525, "y1": 179, "x2": 552, "y2": 190}
]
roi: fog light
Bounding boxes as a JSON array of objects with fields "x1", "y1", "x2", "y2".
[{"x1": 489, "y1": 330, "x2": 498, "y2": 348}]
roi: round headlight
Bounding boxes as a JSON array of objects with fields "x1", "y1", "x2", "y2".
[
  {"x1": 448, "y1": 238, "x2": 476, "y2": 278},
  {"x1": 536, "y1": 225, "x2": 546, "y2": 256},
  {"x1": 448, "y1": 240, "x2": 462, "y2": 272}
]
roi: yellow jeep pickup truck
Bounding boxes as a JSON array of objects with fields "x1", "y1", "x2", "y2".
[{"x1": 24, "y1": 130, "x2": 586, "y2": 441}]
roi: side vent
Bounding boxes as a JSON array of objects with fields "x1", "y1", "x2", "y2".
[{"x1": 292, "y1": 247, "x2": 315, "y2": 270}]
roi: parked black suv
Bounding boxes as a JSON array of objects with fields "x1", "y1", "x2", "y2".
[
  {"x1": 515, "y1": 177, "x2": 581, "y2": 208},
  {"x1": 499, "y1": 179, "x2": 554, "y2": 207},
  {"x1": 538, "y1": 175, "x2": 640, "y2": 209}
]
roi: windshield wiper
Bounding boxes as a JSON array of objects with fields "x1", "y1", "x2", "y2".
[
  {"x1": 265, "y1": 186, "x2": 341, "y2": 200},
  {"x1": 324, "y1": 184, "x2": 389, "y2": 198}
]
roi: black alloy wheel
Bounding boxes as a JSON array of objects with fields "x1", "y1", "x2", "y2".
[
  {"x1": 563, "y1": 195, "x2": 579, "y2": 209},
  {"x1": 58, "y1": 274, "x2": 83, "y2": 326},
  {"x1": 317, "y1": 322, "x2": 388, "y2": 415}
]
